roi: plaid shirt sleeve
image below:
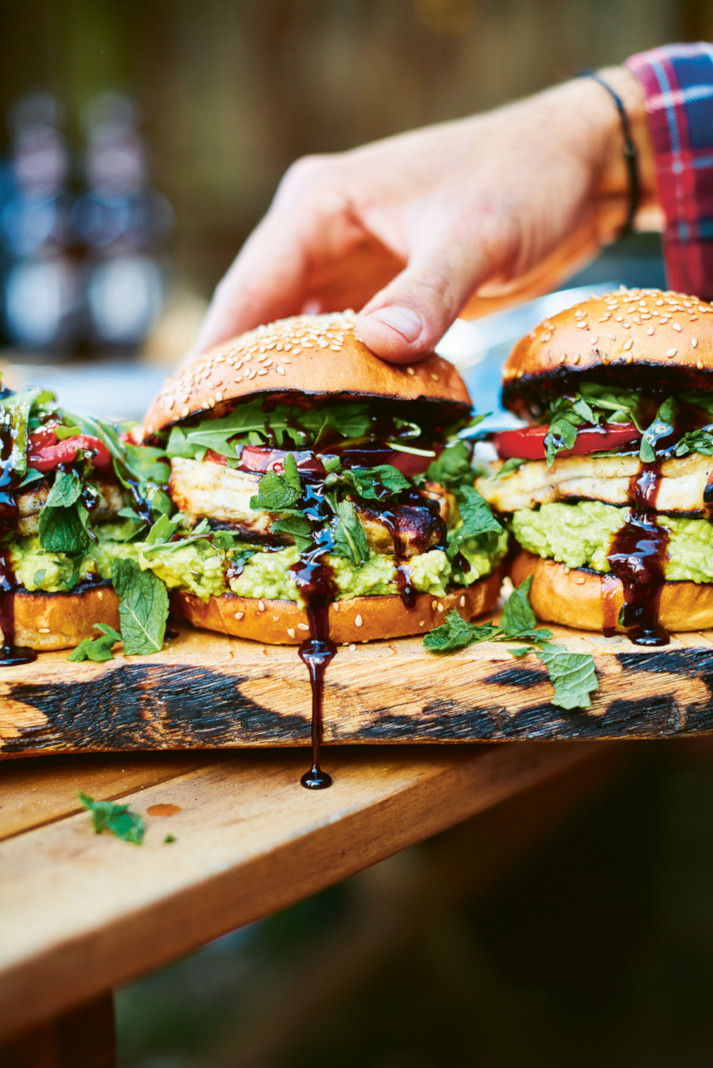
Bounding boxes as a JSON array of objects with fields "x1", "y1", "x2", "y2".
[{"x1": 626, "y1": 43, "x2": 713, "y2": 301}]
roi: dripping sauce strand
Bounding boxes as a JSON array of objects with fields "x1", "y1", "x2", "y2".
[
  {"x1": 289, "y1": 463, "x2": 445, "y2": 788},
  {"x1": 603, "y1": 458, "x2": 669, "y2": 646}
]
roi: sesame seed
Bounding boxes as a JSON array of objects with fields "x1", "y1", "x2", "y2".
[
  {"x1": 287, "y1": 627, "x2": 295, "y2": 638},
  {"x1": 572, "y1": 354, "x2": 581, "y2": 364},
  {"x1": 558, "y1": 354, "x2": 566, "y2": 364},
  {"x1": 258, "y1": 600, "x2": 265, "y2": 611},
  {"x1": 431, "y1": 601, "x2": 438, "y2": 610},
  {"x1": 419, "y1": 620, "x2": 425, "y2": 627},
  {"x1": 355, "y1": 614, "x2": 363, "y2": 627},
  {"x1": 691, "y1": 337, "x2": 698, "y2": 348},
  {"x1": 407, "y1": 367, "x2": 415, "y2": 375},
  {"x1": 276, "y1": 365, "x2": 286, "y2": 375},
  {"x1": 665, "y1": 348, "x2": 678, "y2": 358},
  {"x1": 437, "y1": 603, "x2": 445, "y2": 613},
  {"x1": 598, "y1": 313, "x2": 611, "y2": 322},
  {"x1": 459, "y1": 595, "x2": 466, "y2": 607},
  {"x1": 297, "y1": 622, "x2": 309, "y2": 631},
  {"x1": 39, "y1": 626, "x2": 50, "y2": 633},
  {"x1": 623, "y1": 338, "x2": 633, "y2": 350},
  {"x1": 430, "y1": 373, "x2": 439, "y2": 381},
  {"x1": 576, "y1": 321, "x2": 588, "y2": 329},
  {"x1": 349, "y1": 643, "x2": 357, "y2": 651},
  {"x1": 697, "y1": 359, "x2": 703, "y2": 370},
  {"x1": 647, "y1": 326, "x2": 655, "y2": 335},
  {"x1": 589, "y1": 335, "x2": 599, "y2": 344},
  {"x1": 234, "y1": 611, "x2": 244, "y2": 620},
  {"x1": 672, "y1": 322, "x2": 682, "y2": 332}
]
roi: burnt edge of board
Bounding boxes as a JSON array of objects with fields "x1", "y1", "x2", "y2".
[{"x1": 1, "y1": 646, "x2": 713, "y2": 755}]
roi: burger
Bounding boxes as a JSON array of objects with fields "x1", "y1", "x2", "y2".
[
  {"x1": 138, "y1": 311, "x2": 507, "y2": 645},
  {"x1": 476, "y1": 287, "x2": 713, "y2": 644},
  {"x1": 0, "y1": 384, "x2": 130, "y2": 656}
]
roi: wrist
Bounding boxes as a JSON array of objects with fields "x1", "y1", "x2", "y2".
[{"x1": 584, "y1": 66, "x2": 661, "y2": 237}]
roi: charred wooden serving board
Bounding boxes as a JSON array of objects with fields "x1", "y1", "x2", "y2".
[{"x1": 2, "y1": 622, "x2": 713, "y2": 758}]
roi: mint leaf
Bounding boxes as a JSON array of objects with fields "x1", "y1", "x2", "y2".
[
  {"x1": 111, "y1": 558, "x2": 169, "y2": 655},
  {"x1": 426, "y1": 439, "x2": 472, "y2": 485},
  {"x1": 78, "y1": 791, "x2": 145, "y2": 844},
  {"x1": 448, "y1": 486, "x2": 502, "y2": 555},
  {"x1": 423, "y1": 611, "x2": 502, "y2": 652},
  {"x1": 424, "y1": 580, "x2": 598, "y2": 711},
  {"x1": 251, "y1": 454, "x2": 302, "y2": 512},
  {"x1": 333, "y1": 464, "x2": 411, "y2": 501},
  {"x1": 332, "y1": 498, "x2": 369, "y2": 566},
  {"x1": 272, "y1": 513, "x2": 313, "y2": 552},
  {"x1": 38, "y1": 472, "x2": 94, "y2": 554},
  {"x1": 534, "y1": 643, "x2": 599, "y2": 710},
  {"x1": 68, "y1": 623, "x2": 122, "y2": 662}
]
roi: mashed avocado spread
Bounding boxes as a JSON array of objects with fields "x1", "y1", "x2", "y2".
[
  {"x1": 512, "y1": 501, "x2": 713, "y2": 584},
  {"x1": 91, "y1": 529, "x2": 507, "y2": 606}
]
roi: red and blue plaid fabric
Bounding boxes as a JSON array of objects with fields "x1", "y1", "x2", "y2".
[{"x1": 627, "y1": 43, "x2": 713, "y2": 301}]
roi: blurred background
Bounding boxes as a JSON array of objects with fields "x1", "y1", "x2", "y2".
[{"x1": 1, "y1": 2, "x2": 713, "y2": 1065}]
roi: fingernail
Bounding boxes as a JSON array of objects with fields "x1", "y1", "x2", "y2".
[{"x1": 366, "y1": 305, "x2": 422, "y2": 342}]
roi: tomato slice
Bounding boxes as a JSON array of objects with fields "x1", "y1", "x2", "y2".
[
  {"x1": 27, "y1": 430, "x2": 112, "y2": 472},
  {"x1": 227, "y1": 443, "x2": 436, "y2": 479},
  {"x1": 493, "y1": 422, "x2": 641, "y2": 460},
  {"x1": 235, "y1": 447, "x2": 327, "y2": 476}
]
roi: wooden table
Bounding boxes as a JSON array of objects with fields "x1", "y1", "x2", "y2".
[{"x1": 0, "y1": 738, "x2": 625, "y2": 1065}]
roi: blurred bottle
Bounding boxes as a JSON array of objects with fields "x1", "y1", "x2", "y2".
[
  {"x1": 0, "y1": 90, "x2": 82, "y2": 355},
  {"x1": 73, "y1": 91, "x2": 173, "y2": 353}
]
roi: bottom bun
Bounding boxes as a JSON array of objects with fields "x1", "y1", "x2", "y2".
[
  {"x1": 171, "y1": 569, "x2": 503, "y2": 645},
  {"x1": 510, "y1": 551, "x2": 713, "y2": 633},
  {"x1": 4, "y1": 582, "x2": 121, "y2": 652}
]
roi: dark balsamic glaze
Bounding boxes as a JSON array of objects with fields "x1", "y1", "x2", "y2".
[
  {"x1": 290, "y1": 478, "x2": 338, "y2": 790},
  {"x1": 0, "y1": 424, "x2": 35, "y2": 664},
  {"x1": 289, "y1": 452, "x2": 446, "y2": 785},
  {"x1": 605, "y1": 460, "x2": 670, "y2": 646}
]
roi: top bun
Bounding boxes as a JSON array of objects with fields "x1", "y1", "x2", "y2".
[
  {"x1": 142, "y1": 311, "x2": 471, "y2": 439},
  {"x1": 502, "y1": 288, "x2": 713, "y2": 417}
]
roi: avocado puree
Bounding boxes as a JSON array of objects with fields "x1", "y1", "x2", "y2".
[
  {"x1": 512, "y1": 501, "x2": 713, "y2": 583},
  {"x1": 94, "y1": 531, "x2": 506, "y2": 605}
]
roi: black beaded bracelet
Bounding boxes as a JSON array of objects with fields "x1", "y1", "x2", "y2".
[{"x1": 577, "y1": 69, "x2": 640, "y2": 239}]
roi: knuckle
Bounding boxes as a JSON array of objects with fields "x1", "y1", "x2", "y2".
[{"x1": 276, "y1": 154, "x2": 336, "y2": 203}]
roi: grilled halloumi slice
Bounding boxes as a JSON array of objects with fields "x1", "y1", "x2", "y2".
[
  {"x1": 171, "y1": 457, "x2": 453, "y2": 555},
  {"x1": 477, "y1": 451, "x2": 713, "y2": 515},
  {"x1": 18, "y1": 479, "x2": 128, "y2": 536},
  {"x1": 170, "y1": 457, "x2": 271, "y2": 533}
]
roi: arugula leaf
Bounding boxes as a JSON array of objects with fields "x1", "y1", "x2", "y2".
[
  {"x1": 495, "y1": 457, "x2": 526, "y2": 478},
  {"x1": 68, "y1": 623, "x2": 123, "y2": 662},
  {"x1": 38, "y1": 471, "x2": 94, "y2": 553},
  {"x1": 111, "y1": 558, "x2": 169, "y2": 655},
  {"x1": 332, "y1": 498, "x2": 369, "y2": 566},
  {"x1": 423, "y1": 578, "x2": 598, "y2": 710},
  {"x1": 250, "y1": 453, "x2": 302, "y2": 511},
  {"x1": 78, "y1": 791, "x2": 145, "y2": 844},
  {"x1": 543, "y1": 413, "x2": 578, "y2": 466}
]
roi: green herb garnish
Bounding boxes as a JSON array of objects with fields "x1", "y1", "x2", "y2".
[
  {"x1": 111, "y1": 558, "x2": 169, "y2": 656},
  {"x1": 424, "y1": 577, "x2": 598, "y2": 710},
  {"x1": 68, "y1": 624, "x2": 122, "y2": 662},
  {"x1": 78, "y1": 791, "x2": 145, "y2": 844}
]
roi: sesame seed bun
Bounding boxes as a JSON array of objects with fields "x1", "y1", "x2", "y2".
[
  {"x1": 170, "y1": 569, "x2": 503, "y2": 645},
  {"x1": 7, "y1": 582, "x2": 120, "y2": 652},
  {"x1": 142, "y1": 311, "x2": 471, "y2": 439},
  {"x1": 502, "y1": 288, "x2": 713, "y2": 417},
  {"x1": 510, "y1": 550, "x2": 713, "y2": 633}
]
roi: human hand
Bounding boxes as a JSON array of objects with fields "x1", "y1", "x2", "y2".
[{"x1": 189, "y1": 67, "x2": 657, "y2": 366}]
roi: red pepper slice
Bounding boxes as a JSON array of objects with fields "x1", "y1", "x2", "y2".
[
  {"x1": 493, "y1": 422, "x2": 641, "y2": 460},
  {"x1": 27, "y1": 430, "x2": 112, "y2": 472}
]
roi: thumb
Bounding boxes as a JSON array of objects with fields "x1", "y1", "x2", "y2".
[{"x1": 356, "y1": 241, "x2": 491, "y2": 364}]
